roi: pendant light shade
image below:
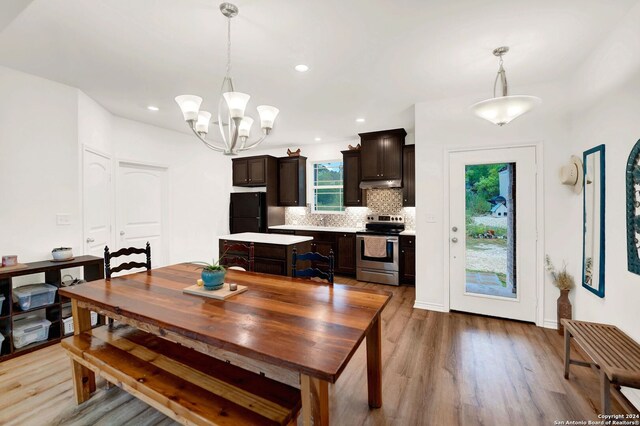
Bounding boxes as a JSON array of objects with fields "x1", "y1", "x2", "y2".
[
  {"x1": 257, "y1": 105, "x2": 279, "y2": 130},
  {"x1": 471, "y1": 47, "x2": 541, "y2": 126},
  {"x1": 470, "y1": 95, "x2": 542, "y2": 126},
  {"x1": 175, "y1": 95, "x2": 203, "y2": 121},
  {"x1": 223, "y1": 92, "x2": 250, "y2": 119}
]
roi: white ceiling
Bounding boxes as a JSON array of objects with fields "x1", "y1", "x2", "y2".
[{"x1": 0, "y1": 0, "x2": 636, "y2": 145}]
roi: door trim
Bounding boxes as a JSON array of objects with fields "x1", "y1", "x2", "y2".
[
  {"x1": 115, "y1": 159, "x2": 170, "y2": 267},
  {"x1": 82, "y1": 145, "x2": 114, "y2": 256},
  {"x1": 443, "y1": 142, "x2": 545, "y2": 327}
]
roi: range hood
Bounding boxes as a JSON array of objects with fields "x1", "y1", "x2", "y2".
[{"x1": 359, "y1": 179, "x2": 402, "y2": 189}]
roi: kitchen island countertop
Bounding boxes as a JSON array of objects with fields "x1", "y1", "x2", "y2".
[{"x1": 218, "y1": 232, "x2": 313, "y2": 245}]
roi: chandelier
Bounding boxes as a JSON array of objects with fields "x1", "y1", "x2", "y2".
[
  {"x1": 175, "y1": 2, "x2": 279, "y2": 155},
  {"x1": 470, "y1": 46, "x2": 541, "y2": 126}
]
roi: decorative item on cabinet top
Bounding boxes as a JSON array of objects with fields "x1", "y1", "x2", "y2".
[
  {"x1": 348, "y1": 144, "x2": 361, "y2": 150},
  {"x1": 287, "y1": 148, "x2": 301, "y2": 157},
  {"x1": 626, "y1": 139, "x2": 640, "y2": 275}
]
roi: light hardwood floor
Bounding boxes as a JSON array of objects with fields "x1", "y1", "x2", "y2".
[{"x1": 0, "y1": 278, "x2": 627, "y2": 425}]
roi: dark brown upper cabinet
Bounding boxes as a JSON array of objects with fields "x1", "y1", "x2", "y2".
[
  {"x1": 359, "y1": 128, "x2": 406, "y2": 181},
  {"x1": 403, "y1": 145, "x2": 415, "y2": 207},
  {"x1": 232, "y1": 155, "x2": 272, "y2": 187},
  {"x1": 278, "y1": 156, "x2": 307, "y2": 206},
  {"x1": 341, "y1": 150, "x2": 364, "y2": 206}
]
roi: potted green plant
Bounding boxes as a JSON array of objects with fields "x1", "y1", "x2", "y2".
[
  {"x1": 193, "y1": 256, "x2": 227, "y2": 291},
  {"x1": 545, "y1": 255, "x2": 575, "y2": 335}
]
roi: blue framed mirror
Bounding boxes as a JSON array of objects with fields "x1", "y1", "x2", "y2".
[{"x1": 582, "y1": 144, "x2": 605, "y2": 297}]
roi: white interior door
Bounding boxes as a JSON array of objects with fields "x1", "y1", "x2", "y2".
[
  {"x1": 116, "y1": 161, "x2": 168, "y2": 268},
  {"x1": 83, "y1": 148, "x2": 112, "y2": 257},
  {"x1": 449, "y1": 146, "x2": 538, "y2": 322}
]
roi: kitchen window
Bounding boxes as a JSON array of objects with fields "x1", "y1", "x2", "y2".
[{"x1": 312, "y1": 161, "x2": 345, "y2": 213}]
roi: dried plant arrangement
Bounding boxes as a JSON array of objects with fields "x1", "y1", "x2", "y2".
[{"x1": 545, "y1": 255, "x2": 575, "y2": 291}]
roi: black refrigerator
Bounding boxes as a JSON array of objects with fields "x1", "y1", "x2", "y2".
[{"x1": 229, "y1": 192, "x2": 267, "y2": 234}]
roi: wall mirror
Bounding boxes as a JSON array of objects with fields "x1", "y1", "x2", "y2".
[
  {"x1": 626, "y1": 139, "x2": 640, "y2": 274},
  {"x1": 582, "y1": 144, "x2": 605, "y2": 298}
]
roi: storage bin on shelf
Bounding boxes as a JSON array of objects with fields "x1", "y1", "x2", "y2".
[
  {"x1": 13, "y1": 316, "x2": 52, "y2": 349},
  {"x1": 12, "y1": 283, "x2": 57, "y2": 311},
  {"x1": 62, "y1": 312, "x2": 98, "y2": 335}
]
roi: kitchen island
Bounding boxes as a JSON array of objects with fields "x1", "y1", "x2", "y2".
[{"x1": 218, "y1": 232, "x2": 313, "y2": 276}]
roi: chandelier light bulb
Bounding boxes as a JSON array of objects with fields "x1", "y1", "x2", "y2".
[
  {"x1": 238, "y1": 116, "x2": 254, "y2": 138},
  {"x1": 257, "y1": 105, "x2": 279, "y2": 129},
  {"x1": 223, "y1": 92, "x2": 250, "y2": 119},
  {"x1": 195, "y1": 111, "x2": 212, "y2": 133},
  {"x1": 174, "y1": 95, "x2": 203, "y2": 121}
]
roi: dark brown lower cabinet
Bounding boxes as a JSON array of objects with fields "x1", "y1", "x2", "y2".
[
  {"x1": 287, "y1": 231, "x2": 357, "y2": 277},
  {"x1": 219, "y1": 239, "x2": 311, "y2": 277},
  {"x1": 253, "y1": 258, "x2": 287, "y2": 276},
  {"x1": 335, "y1": 233, "x2": 356, "y2": 275},
  {"x1": 400, "y1": 235, "x2": 416, "y2": 285}
]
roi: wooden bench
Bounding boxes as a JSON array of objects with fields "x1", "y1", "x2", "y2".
[
  {"x1": 61, "y1": 324, "x2": 301, "y2": 426},
  {"x1": 563, "y1": 319, "x2": 640, "y2": 414}
]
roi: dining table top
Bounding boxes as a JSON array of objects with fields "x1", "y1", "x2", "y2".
[{"x1": 59, "y1": 263, "x2": 392, "y2": 382}]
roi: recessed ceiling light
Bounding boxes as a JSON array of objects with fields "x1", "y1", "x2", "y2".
[
  {"x1": 147, "y1": 105, "x2": 160, "y2": 111},
  {"x1": 294, "y1": 64, "x2": 309, "y2": 72},
  {"x1": 356, "y1": 118, "x2": 365, "y2": 123},
  {"x1": 314, "y1": 137, "x2": 322, "y2": 141}
]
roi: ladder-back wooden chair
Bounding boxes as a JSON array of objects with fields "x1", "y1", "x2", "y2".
[
  {"x1": 104, "y1": 242, "x2": 152, "y2": 327},
  {"x1": 104, "y1": 242, "x2": 152, "y2": 279},
  {"x1": 291, "y1": 248, "x2": 334, "y2": 284},
  {"x1": 220, "y1": 241, "x2": 255, "y2": 272}
]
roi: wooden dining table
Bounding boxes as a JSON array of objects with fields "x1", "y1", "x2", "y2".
[{"x1": 59, "y1": 263, "x2": 392, "y2": 425}]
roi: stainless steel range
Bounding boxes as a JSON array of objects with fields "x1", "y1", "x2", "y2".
[{"x1": 356, "y1": 214, "x2": 405, "y2": 286}]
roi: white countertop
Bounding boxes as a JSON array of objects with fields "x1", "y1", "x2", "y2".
[
  {"x1": 400, "y1": 230, "x2": 416, "y2": 236},
  {"x1": 269, "y1": 225, "x2": 363, "y2": 234},
  {"x1": 219, "y1": 232, "x2": 313, "y2": 245}
]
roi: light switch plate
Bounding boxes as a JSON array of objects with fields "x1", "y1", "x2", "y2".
[
  {"x1": 56, "y1": 214, "x2": 71, "y2": 225},
  {"x1": 426, "y1": 214, "x2": 437, "y2": 223}
]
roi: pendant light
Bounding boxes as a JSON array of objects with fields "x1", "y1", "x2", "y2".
[
  {"x1": 470, "y1": 46, "x2": 541, "y2": 126},
  {"x1": 175, "y1": 3, "x2": 279, "y2": 155}
]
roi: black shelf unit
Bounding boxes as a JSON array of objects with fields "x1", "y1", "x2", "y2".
[{"x1": 0, "y1": 256, "x2": 104, "y2": 361}]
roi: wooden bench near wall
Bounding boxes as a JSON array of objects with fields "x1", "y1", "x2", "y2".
[
  {"x1": 563, "y1": 319, "x2": 640, "y2": 415},
  {"x1": 61, "y1": 322, "x2": 301, "y2": 425}
]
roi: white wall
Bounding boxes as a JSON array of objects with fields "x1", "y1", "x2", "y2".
[
  {"x1": 112, "y1": 117, "x2": 231, "y2": 264},
  {"x1": 0, "y1": 66, "x2": 231, "y2": 269},
  {"x1": 568, "y1": 2, "x2": 640, "y2": 407},
  {"x1": 413, "y1": 80, "x2": 580, "y2": 326},
  {"x1": 0, "y1": 66, "x2": 81, "y2": 262}
]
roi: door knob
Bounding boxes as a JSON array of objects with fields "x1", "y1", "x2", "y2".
[
  {"x1": 86, "y1": 237, "x2": 95, "y2": 243},
  {"x1": 451, "y1": 237, "x2": 458, "y2": 243},
  {"x1": 452, "y1": 226, "x2": 458, "y2": 232},
  {"x1": 120, "y1": 231, "x2": 125, "y2": 236}
]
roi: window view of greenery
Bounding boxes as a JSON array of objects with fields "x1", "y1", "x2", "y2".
[
  {"x1": 465, "y1": 163, "x2": 515, "y2": 298},
  {"x1": 313, "y1": 161, "x2": 345, "y2": 212}
]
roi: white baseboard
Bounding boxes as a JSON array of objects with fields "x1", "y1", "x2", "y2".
[
  {"x1": 622, "y1": 387, "x2": 640, "y2": 411},
  {"x1": 543, "y1": 319, "x2": 558, "y2": 330},
  {"x1": 413, "y1": 301, "x2": 449, "y2": 312}
]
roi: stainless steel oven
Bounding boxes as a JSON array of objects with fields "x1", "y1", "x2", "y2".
[
  {"x1": 356, "y1": 214, "x2": 404, "y2": 286},
  {"x1": 356, "y1": 235, "x2": 399, "y2": 285}
]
